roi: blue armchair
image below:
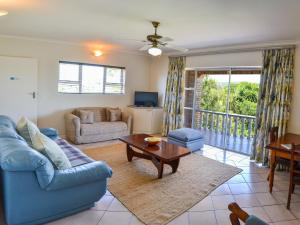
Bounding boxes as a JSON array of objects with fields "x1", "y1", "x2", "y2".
[{"x1": 0, "y1": 115, "x2": 112, "y2": 225}]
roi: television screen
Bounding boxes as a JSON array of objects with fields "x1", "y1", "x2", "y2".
[{"x1": 134, "y1": 91, "x2": 158, "y2": 107}]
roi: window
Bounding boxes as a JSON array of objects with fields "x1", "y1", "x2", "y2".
[{"x1": 58, "y1": 61, "x2": 125, "y2": 94}]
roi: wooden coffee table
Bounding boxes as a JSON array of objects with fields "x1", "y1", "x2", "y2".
[{"x1": 119, "y1": 134, "x2": 191, "y2": 179}]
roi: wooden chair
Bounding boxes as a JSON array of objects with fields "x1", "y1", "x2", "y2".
[
  {"x1": 287, "y1": 143, "x2": 300, "y2": 209},
  {"x1": 228, "y1": 202, "x2": 268, "y2": 225}
]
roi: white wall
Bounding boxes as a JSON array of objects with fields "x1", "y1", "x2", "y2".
[
  {"x1": 0, "y1": 37, "x2": 151, "y2": 135},
  {"x1": 149, "y1": 48, "x2": 300, "y2": 134}
]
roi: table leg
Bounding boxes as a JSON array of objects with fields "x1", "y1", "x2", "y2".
[
  {"x1": 151, "y1": 157, "x2": 164, "y2": 179},
  {"x1": 269, "y1": 151, "x2": 277, "y2": 193},
  {"x1": 168, "y1": 158, "x2": 180, "y2": 173},
  {"x1": 158, "y1": 159, "x2": 164, "y2": 179},
  {"x1": 126, "y1": 144, "x2": 133, "y2": 162}
]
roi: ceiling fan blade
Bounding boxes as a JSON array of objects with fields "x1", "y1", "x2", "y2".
[
  {"x1": 139, "y1": 44, "x2": 151, "y2": 51},
  {"x1": 164, "y1": 44, "x2": 189, "y2": 52},
  {"x1": 159, "y1": 37, "x2": 173, "y2": 42}
]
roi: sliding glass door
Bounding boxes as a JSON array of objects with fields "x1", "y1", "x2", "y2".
[{"x1": 183, "y1": 67, "x2": 261, "y2": 155}]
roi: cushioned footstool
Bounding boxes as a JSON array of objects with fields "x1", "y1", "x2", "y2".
[{"x1": 168, "y1": 128, "x2": 204, "y2": 152}]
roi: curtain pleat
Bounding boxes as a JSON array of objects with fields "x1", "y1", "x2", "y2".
[
  {"x1": 251, "y1": 48, "x2": 295, "y2": 165},
  {"x1": 162, "y1": 56, "x2": 186, "y2": 136}
]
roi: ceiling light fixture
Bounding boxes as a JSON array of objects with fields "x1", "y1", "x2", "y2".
[
  {"x1": 148, "y1": 47, "x2": 162, "y2": 56},
  {"x1": 93, "y1": 50, "x2": 103, "y2": 57},
  {"x1": 0, "y1": 10, "x2": 8, "y2": 16}
]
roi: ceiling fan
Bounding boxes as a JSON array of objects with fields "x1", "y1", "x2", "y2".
[{"x1": 139, "y1": 21, "x2": 189, "y2": 56}]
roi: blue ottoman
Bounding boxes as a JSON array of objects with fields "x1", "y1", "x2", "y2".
[{"x1": 168, "y1": 128, "x2": 204, "y2": 152}]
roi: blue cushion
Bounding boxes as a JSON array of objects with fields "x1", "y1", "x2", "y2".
[
  {"x1": 245, "y1": 215, "x2": 269, "y2": 225},
  {"x1": 168, "y1": 128, "x2": 203, "y2": 142},
  {"x1": 40, "y1": 128, "x2": 59, "y2": 139}
]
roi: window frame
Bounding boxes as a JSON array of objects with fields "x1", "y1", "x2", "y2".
[{"x1": 58, "y1": 61, "x2": 126, "y2": 95}]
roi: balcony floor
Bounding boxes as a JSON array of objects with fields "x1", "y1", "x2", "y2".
[{"x1": 200, "y1": 129, "x2": 253, "y2": 155}]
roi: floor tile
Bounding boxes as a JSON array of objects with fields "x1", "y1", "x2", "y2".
[
  {"x1": 211, "y1": 195, "x2": 235, "y2": 210},
  {"x1": 166, "y1": 212, "x2": 189, "y2": 225},
  {"x1": 98, "y1": 211, "x2": 132, "y2": 225},
  {"x1": 211, "y1": 184, "x2": 231, "y2": 195},
  {"x1": 129, "y1": 215, "x2": 145, "y2": 225},
  {"x1": 233, "y1": 194, "x2": 261, "y2": 207},
  {"x1": 254, "y1": 192, "x2": 280, "y2": 206},
  {"x1": 189, "y1": 196, "x2": 214, "y2": 211},
  {"x1": 214, "y1": 210, "x2": 232, "y2": 225},
  {"x1": 227, "y1": 174, "x2": 245, "y2": 184},
  {"x1": 107, "y1": 198, "x2": 129, "y2": 212},
  {"x1": 228, "y1": 183, "x2": 252, "y2": 194},
  {"x1": 242, "y1": 173, "x2": 266, "y2": 183},
  {"x1": 274, "y1": 220, "x2": 300, "y2": 225},
  {"x1": 272, "y1": 191, "x2": 300, "y2": 204},
  {"x1": 189, "y1": 211, "x2": 217, "y2": 225},
  {"x1": 290, "y1": 202, "x2": 300, "y2": 219},
  {"x1": 61, "y1": 210, "x2": 105, "y2": 225},
  {"x1": 248, "y1": 182, "x2": 274, "y2": 193},
  {"x1": 91, "y1": 195, "x2": 114, "y2": 211},
  {"x1": 264, "y1": 205, "x2": 296, "y2": 222}
]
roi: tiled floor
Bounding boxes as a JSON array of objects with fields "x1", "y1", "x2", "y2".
[{"x1": 35, "y1": 144, "x2": 300, "y2": 224}]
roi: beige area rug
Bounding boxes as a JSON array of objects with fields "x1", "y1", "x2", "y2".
[{"x1": 83, "y1": 143, "x2": 242, "y2": 225}]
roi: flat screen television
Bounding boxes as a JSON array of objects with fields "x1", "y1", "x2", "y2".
[{"x1": 134, "y1": 91, "x2": 158, "y2": 107}]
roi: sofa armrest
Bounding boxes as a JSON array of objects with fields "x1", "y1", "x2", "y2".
[
  {"x1": 65, "y1": 113, "x2": 81, "y2": 143},
  {"x1": 122, "y1": 112, "x2": 132, "y2": 134},
  {"x1": 40, "y1": 128, "x2": 59, "y2": 139},
  {"x1": 46, "y1": 161, "x2": 112, "y2": 191}
]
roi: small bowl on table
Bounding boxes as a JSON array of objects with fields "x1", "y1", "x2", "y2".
[{"x1": 144, "y1": 137, "x2": 161, "y2": 146}]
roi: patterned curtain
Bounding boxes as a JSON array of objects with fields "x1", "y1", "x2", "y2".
[
  {"x1": 162, "y1": 56, "x2": 186, "y2": 136},
  {"x1": 251, "y1": 48, "x2": 295, "y2": 165}
]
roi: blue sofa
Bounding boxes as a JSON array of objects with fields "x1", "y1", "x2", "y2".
[{"x1": 0, "y1": 116, "x2": 112, "y2": 225}]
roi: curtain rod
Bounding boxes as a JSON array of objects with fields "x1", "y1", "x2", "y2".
[{"x1": 168, "y1": 44, "x2": 297, "y2": 57}]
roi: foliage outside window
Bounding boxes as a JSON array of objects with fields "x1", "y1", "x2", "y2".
[
  {"x1": 197, "y1": 73, "x2": 260, "y2": 138},
  {"x1": 58, "y1": 61, "x2": 125, "y2": 94}
]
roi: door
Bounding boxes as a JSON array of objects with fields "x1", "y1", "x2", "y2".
[
  {"x1": 195, "y1": 70, "x2": 230, "y2": 150},
  {"x1": 0, "y1": 56, "x2": 38, "y2": 123}
]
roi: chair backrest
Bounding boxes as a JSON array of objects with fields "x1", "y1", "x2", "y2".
[{"x1": 269, "y1": 126, "x2": 279, "y2": 142}]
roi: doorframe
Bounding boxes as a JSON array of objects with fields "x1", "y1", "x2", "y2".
[{"x1": 184, "y1": 66, "x2": 262, "y2": 156}]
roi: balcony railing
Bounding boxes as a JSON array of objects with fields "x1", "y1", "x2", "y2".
[{"x1": 192, "y1": 109, "x2": 256, "y2": 155}]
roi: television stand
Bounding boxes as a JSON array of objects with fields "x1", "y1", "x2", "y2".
[{"x1": 126, "y1": 106, "x2": 163, "y2": 134}]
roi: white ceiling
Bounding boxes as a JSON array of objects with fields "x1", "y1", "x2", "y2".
[{"x1": 1, "y1": 0, "x2": 300, "y2": 52}]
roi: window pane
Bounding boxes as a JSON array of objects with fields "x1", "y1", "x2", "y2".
[
  {"x1": 58, "y1": 82, "x2": 79, "y2": 93},
  {"x1": 59, "y1": 63, "x2": 79, "y2": 81},
  {"x1": 106, "y1": 68, "x2": 123, "y2": 83},
  {"x1": 82, "y1": 65, "x2": 104, "y2": 93},
  {"x1": 105, "y1": 84, "x2": 123, "y2": 94}
]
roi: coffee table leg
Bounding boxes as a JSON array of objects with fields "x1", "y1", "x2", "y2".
[
  {"x1": 158, "y1": 159, "x2": 164, "y2": 179},
  {"x1": 169, "y1": 158, "x2": 180, "y2": 173},
  {"x1": 151, "y1": 157, "x2": 164, "y2": 179},
  {"x1": 126, "y1": 144, "x2": 133, "y2": 162}
]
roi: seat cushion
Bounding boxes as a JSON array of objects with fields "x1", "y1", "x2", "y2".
[
  {"x1": 245, "y1": 215, "x2": 269, "y2": 225},
  {"x1": 81, "y1": 122, "x2": 127, "y2": 136},
  {"x1": 168, "y1": 128, "x2": 203, "y2": 142}
]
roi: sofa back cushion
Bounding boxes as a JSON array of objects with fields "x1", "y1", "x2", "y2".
[
  {"x1": 16, "y1": 117, "x2": 43, "y2": 148},
  {"x1": 73, "y1": 107, "x2": 106, "y2": 122},
  {"x1": 32, "y1": 132, "x2": 72, "y2": 170},
  {"x1": 78, "y1": 110, "x2": 94, "y2": 124},
  {"x1": 108, "y1": 108, "x2": 122, "y2": 122}
]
